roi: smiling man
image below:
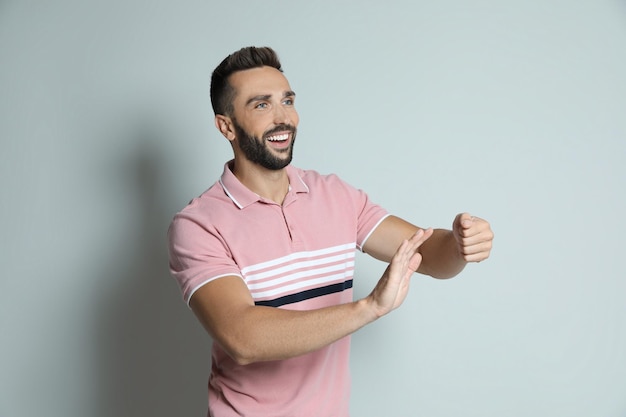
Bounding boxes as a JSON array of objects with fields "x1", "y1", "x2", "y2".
[{"x1": 167, "y1": 46, "x2": 494, "y2": 417}]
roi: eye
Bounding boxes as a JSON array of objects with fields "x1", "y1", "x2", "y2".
[
  {"x1": 283, "y1": 98, "x2": 294, "y2": 106},
  {"x1": 255, "y1": 102, "x2": 268, "y2": 109}
]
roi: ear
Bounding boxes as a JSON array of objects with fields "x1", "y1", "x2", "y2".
[{"x1": 215, "y1": 115, "x2": 236, "y2": 141}]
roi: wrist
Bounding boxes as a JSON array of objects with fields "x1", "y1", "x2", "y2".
[{"x1": 356, "y1": 296, "x2": 383, "y2": 323}]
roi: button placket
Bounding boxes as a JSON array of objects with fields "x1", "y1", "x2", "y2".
[{"x1": 281, "y1": 206, "x2": 302, "y2": 246}]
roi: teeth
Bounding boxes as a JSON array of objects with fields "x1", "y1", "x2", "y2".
[{"x1": 267, "y1": 133, "x2": 289, "y2": 142}]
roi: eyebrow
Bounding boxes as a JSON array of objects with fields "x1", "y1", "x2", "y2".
[{"x1": 245, "y1": 90, "x2": 296, "y2": 106}]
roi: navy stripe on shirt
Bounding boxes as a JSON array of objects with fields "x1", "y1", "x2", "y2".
[{"x1": 254, "y1": 279, "x2": 354, "y2": 308}]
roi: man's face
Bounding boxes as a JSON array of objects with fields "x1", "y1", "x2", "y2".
[{"x1": 226, "y1": 66, "x2": 299, "y2": 170}]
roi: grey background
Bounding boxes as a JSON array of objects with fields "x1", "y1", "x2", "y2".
[{"x1": 1, "y1": 1, "x2": 625, "y2": 416}]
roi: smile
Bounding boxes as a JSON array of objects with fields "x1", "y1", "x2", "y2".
[{"x1": 266, "y1": 133, "x2": 290, "y2": 142}]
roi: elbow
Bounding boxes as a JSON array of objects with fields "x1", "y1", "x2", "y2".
[
  {"x1": 421, "y1": 270, "x2": 456, "y2": 280},
  {"x1": 431, "y1": 266, "x2": 465, "y2": 280},
  {"x1": 431, "y1": 272, "x2": 459, "y2": 280},
  {"x1": 219, "y1": 338, "x2": 263, "y2": 366},
  {"x1": 235, "y1": 358, "x2": 253, "y2": 366},
  {"x1": 229, "y1": 350, "x2": 256, "y2": 366},
  {"x1": 419, "y1": 253, "x2": 468, "y2": 279}
]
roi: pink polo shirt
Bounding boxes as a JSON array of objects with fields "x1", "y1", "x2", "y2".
[{"x1": 168, "y1": 162, "x2": 388, "y2": 417}]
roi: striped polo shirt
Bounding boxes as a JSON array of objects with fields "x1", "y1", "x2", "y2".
[{"x1": 168, "y1": 161, "x2": 388, "y2": 417}]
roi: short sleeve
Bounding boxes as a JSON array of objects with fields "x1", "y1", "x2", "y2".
[
  {"x1": 167, "y1": 211, "x2": 243, "y2": 305},
  {"x1": 355, "y1": 192, "x2": 389, "y2": 251},
  {"x1": 318, "y1": 173, "x2": 389, "y2": 251}
]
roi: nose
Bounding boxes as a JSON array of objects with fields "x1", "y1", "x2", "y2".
[{"x1": 272, "y1": 103, "x2": 291, "y2": 125}]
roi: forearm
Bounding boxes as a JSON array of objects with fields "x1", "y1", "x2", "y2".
[
  {"x1": 417, "y1": 228, "x2": 466, "y2": 279},
  {"x1": 223, "y1": 299, "x2": 376, "y2": 365},
  {"x1": 191, "y1": 279, "x2": 379, "y2": 366},
  {"x1": 363, "y1": 216, "x2": 466, "y2": 279}
]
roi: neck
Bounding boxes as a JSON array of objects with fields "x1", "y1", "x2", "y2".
[{"x1": 231, "y1": 159, "x2": 290, "y2": 205}]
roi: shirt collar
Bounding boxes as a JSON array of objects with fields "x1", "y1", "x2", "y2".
[{"x1": 219, "y1": 161, "x2": 309, "y2": 209}]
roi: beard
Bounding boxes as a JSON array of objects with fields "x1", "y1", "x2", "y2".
[{"x1": 233, "y1": 119, "x2": 297, "y2": 171}]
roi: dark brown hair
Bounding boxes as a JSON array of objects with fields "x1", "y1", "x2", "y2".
[{"x1": 210, "y1": 46, "x2": 283, "y2": 116}]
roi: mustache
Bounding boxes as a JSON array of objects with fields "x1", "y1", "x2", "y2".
[{"x1": 263, "y1": 124, "x2": 297, "y2": 138}]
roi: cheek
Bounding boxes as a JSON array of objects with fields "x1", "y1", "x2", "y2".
[
  {"x1": 242, "y1": 114, "x2": 270, "y2": 134},
  {"x1": 290, "y1": 110, "x2": 300, "y2": 126}
]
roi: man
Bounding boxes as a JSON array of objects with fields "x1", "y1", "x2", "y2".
[{"x1": 168, "y1": 46, "x2": 494, "y2": 417}]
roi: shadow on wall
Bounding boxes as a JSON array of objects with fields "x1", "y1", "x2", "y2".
[{"x1": 94, "y1": 123, "x2": 212, "y2": 417}]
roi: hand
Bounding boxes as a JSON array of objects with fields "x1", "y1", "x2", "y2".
[
  {"x1": 366, "y1": 228, "x2": 434, "y2": 318},
  {"x1": 452, "y1": 213, "x2": 494, "y2": 263}
]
